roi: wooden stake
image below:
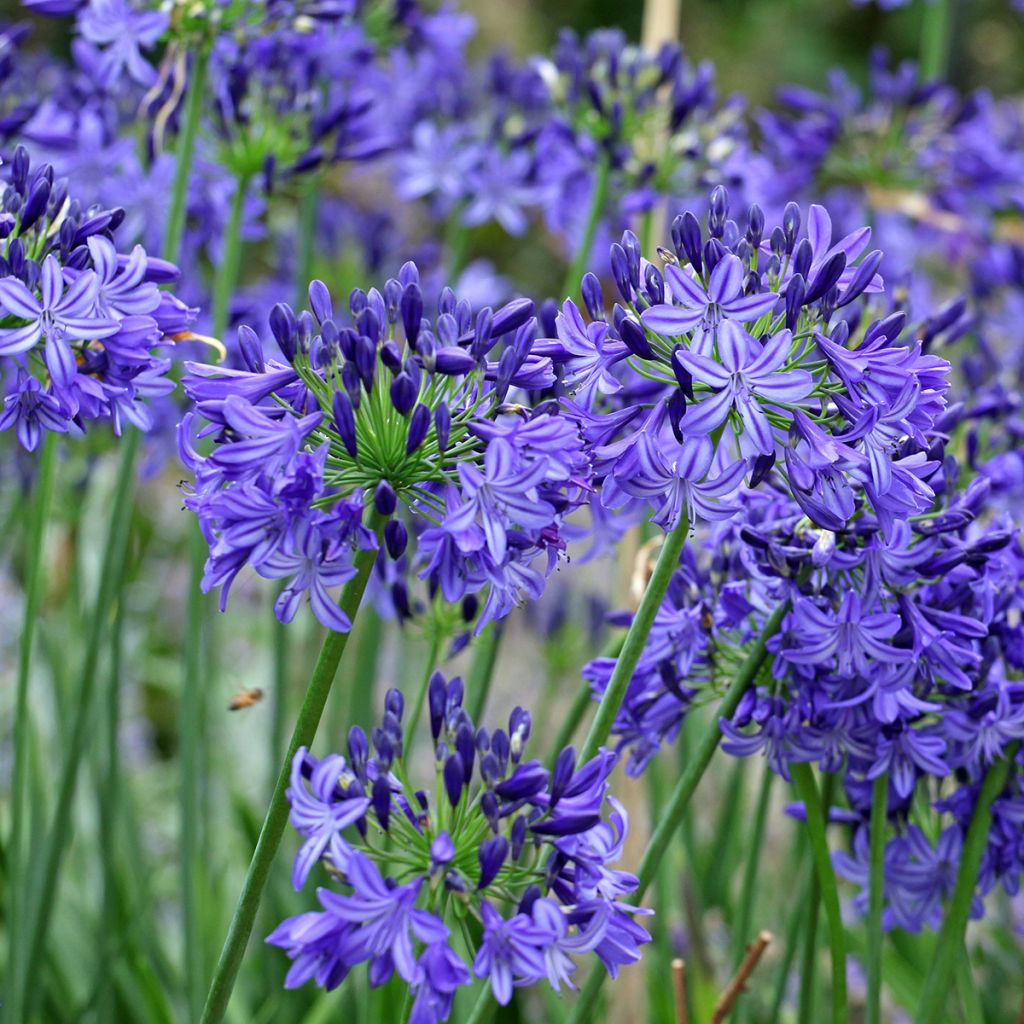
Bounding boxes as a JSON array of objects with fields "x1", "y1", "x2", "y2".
[
  {"x1": 672, "y1": 958, "x2": 688, "y2": 1024},
  {"x1": 711, "y1": 931, "x2": 774, "y2": 1024}
]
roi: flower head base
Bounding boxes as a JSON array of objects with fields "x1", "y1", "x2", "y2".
[
  {"x1": 268, "y1": 675, "x2": 650, "y2": 1017},
  {"x1": 181, "y1": 262, "x2": 590, "y2": 631},
  {"x1": 552, "y1": 187, "x2": 950, "y2": 540},
  {"x1": 0, "y1": 146, "x2": 196, "y2": 449}
]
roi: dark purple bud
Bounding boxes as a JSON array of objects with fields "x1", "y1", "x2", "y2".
[
  {"x1": 494, "y1": 347, "x2": 518, "y2": 403},
  {"x1": 354, "y1": 334, "x2": 376, "y2": 391},
  {"x1": 473, "y1": 307, "x2": 494, "y2": 359},
  {"x1": 549, "y1": 746, "x2": 575, "y2": 806},
  {"x1": 531, "y1": 813, "x2": 601, "y2": 836},
  {"x1": 236, "y1": 325, "x2": 265, "y2": 373},
  {"x1": 610, "y1": 244, "x2": 632, "y2": 302},
  {"x1": 496, "y1": 760, "x2": 548, "y2": 801},
  {"x1": 746, "y1": 204, "x2": 765, "y2": 248},
  {"x1": 783, "y1": 202, "x2": 801, "y2": 251},
  {"x1": 644, "y1": 263, "x2": 665, "y2": 305},
  {"x1": 308, "y1": 280, "x2": 333, "y2": 325},
  {"x1": 347, "y1": 726, "x2": 369, "y2": 776},
  {"x1": 356, "y1": 306, "x2": 381, "y2": 345},
  {"x1": 750, "y1": 451, "x2": 776, "y2": 487},
  {"x1": 446, "y1": 676, "x2": 464, "y2": 713},
  {"x1": 481, "y1": 791, "x2": 500, "y2": 831},
  {"x1": 372, "y1": 726, "x2": 393, "y2": 766},
  {"x1": 20, "y1": 177, "x2": 51, "y2": 232},
  {"x1": 619, "y1": 317, "x2": 654, "y2": 360},
  {"x1": 508, "y1": 708, "x2": 531, "y2": 762},
  {"x1": 401, "y1": 283, "x2": 423, "y2": 345},
  {"x1": 667, "y1": 390, "x2": 687, "y2": 443},
  {"x1": 791, "y1": 238, "x2": 813, "y2": 281},
  {"x1": 785, "y1": 274, "x2": 806, "y2": 330},
  {"x1": 456, "y1": 724, "x2": 475, "y2": 783},
  {"x1": 679, "y1": 211, "x2": 703, "y2": 272},
  {"x1": 517, "y1": 884, "x2": 542, "y2": 915},
  {"x1": 390, "y1": 371, "x2": 417, "y2": 415},
  {"x1": 477, "y1": 836, "x2": 509, "y2": 890},
  {"x1": 708, "y1": 185, "x2": 728, "y2": 239},
  {"x1": 434, "y1": 403, "x2": 451, "y2": 453},
  {"x1": 804, "y1": 252, "x2": 847, "y2": 305},
  {"x1": 830, "y1": 320, "x2": 850, "y2": 347},
  {"x1": 581, "y1": 273, "x2": 604, "y2": 321},
  {"x1": 384, "y1": 519, "x2": 407, "y2": 559},
  {"x1": 510, "y1": 815, "x2": 527, "y2": 859},
  {"x1": 836, "y1": 250, "x2": 882, "y2": 308},
  {"x1": 342, "y1": 362, "x2": 361, "y2": 407},
  {"x1": 461, "y1": 593, "x2": 478, "y2": 623},
  {"x1": 332, "y1": 390, "x2": 358, "y2": 458},
  {"x1": 428, "y1": 671, "x2": 447, "y2": 741},
  {"x1": 406, "y1": 403, "x2": 431, "y2": 454},
  {"x1": 269, "y1": 302, "x2": 297, "y2": 362},
  {"x1": 434, "y1": 347, "x2": 477, "y2": 375},
  {"x1": 349, "y1": 288, "x2": 368, "y2": 315},
  {"x1": 380, "y1": 340, "x2": 402, "y2": 373},
  {"x1": 865, "y1": 312, "x2": 907, "y2": 345},
  {"x1": 491, "y1": 729, "x2": 510, "y2": 773},
  {"x1": 372, "y1": 775, "x2": 391, "y2": 830},
  {"x1": 490, "y1": 297, "x2": 534, "y2": 338},
  {"x1": 444, "y1": 754, "x2": 464, "y2": 807},
  {"x1": 703, "y1": 237, "x2": 725, "y2": 275},
  {"x1": 374, "y1": 480, "x2": 397, "y2": 516},
  {"x1": 671, "y1": 346, "x2": 695, "y2": 398}
]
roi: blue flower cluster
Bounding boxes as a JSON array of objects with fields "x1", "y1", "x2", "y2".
[
  {"x1": 551, "y1": 188, "x2": 950, "y2": 541},
  {"x1": 0, "y1": 146, "x2": 195, "y2": 448},
  {"x1": 180, "y1": 264, "x2": 589, "y2": 632},
  {"x1": 269, "y1": 676, "x2": 650, "y2": 1021}
]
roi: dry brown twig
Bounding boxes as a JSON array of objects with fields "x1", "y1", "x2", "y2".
[
  {"x1": 710, "y1": 931, "x2": 774, "y2": 1024},
  {"x1": 672, "y1": 958, "x2": 688, "y2": 1024}
]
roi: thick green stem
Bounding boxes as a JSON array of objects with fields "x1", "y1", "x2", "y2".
[
  {"x1": 164, "y1": 46, "x2": 211, "y2": 266},
  {"x1": 579, "y1": 515, "x2": 689, "y2": 764},
  {"x1": 6, "y1": 430, "x2": 57, "y2": 1013},
  {"x1": 17, "y1": 430, "x2": 140, "y2": 1022},
  {"x1": 791, "y1": 763, "x2": 847, "y2": 1024},
  {"x1": 866, "y1": 772, "x2": 889, "y2": 1024},
  {"x1": 920, "y1": 0, "x2": 954, "y2": 81},
  {"x1": 199, "y1": 527, "x2": 383, "y2": 1024},
  {"x1": 797, "y1": 872, "x2": 822, "y2": 1024},
  {"x1": 916, "y1": 746, "x2": 1019, "y2": 1024},
  {"x1": 731, "y1": 762, "x2": 775, "y2": 971},
  {"x1": 561, "y1": 152, "x2": 611, "y2": 299},
  {"x1": 565, "y1": 601, "x2": 791, "y2": 1024},
  {"x1": 465, "y1": 621, "x2": 504, "y2": 723}
]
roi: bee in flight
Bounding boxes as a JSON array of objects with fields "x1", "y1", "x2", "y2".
[{"x1": 228, "y1": 687, "x2": 264, "y2": 711}]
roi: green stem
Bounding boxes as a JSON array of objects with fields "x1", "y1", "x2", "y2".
[
  {"x1": 97, "y1": 600, "x2": 124, "y2": 1024},
  {"x1": 565, "y1": 601, "x2": 790, "y2": 1024},
  {"x1": 199, "y1": 523, "x2": 384, "y2": 1024},
  {"x1": 212, "y1": 174, "x2": 251, "y2": 339},
  {"x1": 791, "y1": 763, "x2": 847, "y2": 1024},
  {"x1": 465, "y1": 621, "x2": 503, "y2": 723},
  {"x1": 731, "y1": 762, "x2": 774, "y2": 971},
  {"x1": 181, "y1": 528, "x2": 209, "y2": 1022},
  {"x1": 404, "y1": 630, "x2": 444, "y2": 760},
  {"x1": 919, "y1": 0, "x2": 953, "y2": 81},
  {"x1": 954, "y1": 941, "x2": 984, "y2": 1024},
  {"x1": 579, "y1": 515, "x2": 689, "y2": 764},
  {"x1": 797, "y1": 870, "x2": 822, "y2": 1024},
  {"x1": 346, "y1": 608, "x2": 383, "y2": 731},
  {"x1": 768, "y1": 841, "x2": 812, "y2": 1024},
  {"x1": 6, "y1": 430, "x2": 57, "y2": 1013},
  {"x1": 164, "y1": 46, "x2": 211, "y2": 267},
  {"x1": 463, "y1": 984, "x2": 495, "y2": 1024},
  {"x1": 866, "y1": 772, "x2": 889, "y2": 1024},
  {"x1": 561, "y1": 152, "x2": 610, "y2": 299},
  {"x1": 915, "y1": 745, "x2": 1019, "y2": 1024},
  {"x1": 17, "y1": 430, "x2": 141, "y2": 1023},
  {"x1": 270, "y1": 602, "x2": 291, "y2": 790}
]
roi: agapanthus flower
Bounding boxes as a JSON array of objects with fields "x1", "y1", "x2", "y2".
[
  {"x1": 0, "y1": 145, "x2": 196, "y2": 449},
  {"x1": 550, "y1": 187, "x2": 951, "y2": 537},
  {"x1": 180, "y1": 263, "x2": 590, "y2": 632},
  {"x1": 268, "y1": 676, "x2": 650, "y2": 1016}
]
